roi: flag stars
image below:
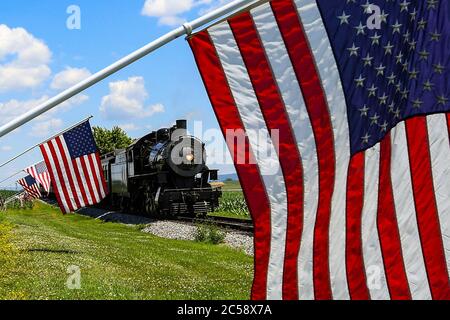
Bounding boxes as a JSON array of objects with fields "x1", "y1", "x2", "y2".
[
  {"x1": 412, "y1": 98, "x2": 423, "y2": 109},
  {"x1": 430, "y1": 30, "x2": 441, "y2": 41},
  {"x1": 375, "y1": 63, "x2": 386, "y2": 76},
  {"x1": 393, "y1": 108, "x2": 402, "y2": 119},
  {"x1": 362, "y1": 53, "x2": 374, "y2": 66},
  {"x1": 423, "y1": 79, "x2": 434, "y2": 91},
  {"x1": 399, "y1": 0, "x2": 410, "y2": 12},
  {"x1": 379, "y1": 121, "x2": 389, "y2": 132},
  {"x1": 391, "y1": 20, "x2": 402, "y2": 34},
  {"x1": 371, "y1": 33, "x2": 381, "y2": 46},
  {"x1": 370, "y1": 113, "x2": 380, "y2": 125},
  {"x1": 433, "y1": 62, "x2": 445, "y2": 74},
  {"x1": 403, "y1": 31, "x2": 410, "y2": 43},
  {"x1": 354, "y1": 74, "x2": 366, "y2": 87},
  {"x1": 347, "y1": 43, "x2": 359, "y2": 56},
  {"x1": 384, "y1": 41, "x2": 394, "y2": 55},
  {"x1": 367, "y1": 84, "x2": 378, "y2": 97},
  {"x1": 378, "y1": 93, "x2": 388, "y2": 105},
  {"x1": 437, "y1": 94, "x2": 449, "y2": 106},
  {"x1": 396, "y1": 52, "x2": 404, "y2": 64},
  {"x1": 361, "y1": 133, "x2": 371, "y2": 144},
  {"x1": 427, "y1": 0, "x2": 438, "y2": 9},
  {"x1": 359, "y1": 105, "x2": 370, "y2": 117},
  {"x1": 387, "y1": 73, "x2": 396, "y2": 85},
  {"x1": 379, "y1": 10, "x2": 389, "y2": 24},
  {"x1": 361, "y1": 0, "x2": 372, "y2": 13},
  {"x1": 337, "y1": 11, "x2": 351, "y2": 25},
  {"x1": 408, "y1": 40, "x2": 417, "y2": 51},
  {"x1": 410, "y1": 8, "x2": 417, "y2": 21},
  {"x1": 409, "y1": 68, "x2": 419, "y2": 79},
  {"x1": 417, "y1": 18, "x2": 427, "y2": 30},
  {"x1": 401, "y1": 88, "x2": 410, "y2": 100},
  {"x1": 418, "y1": 50, "x2": 430, "y2": 61},
  {"x1": 354, "y1": 22, "x2": 366, "y2": 35},
  {"x1": 388, "y1": 102, "x2": 395, "y2": 113}
]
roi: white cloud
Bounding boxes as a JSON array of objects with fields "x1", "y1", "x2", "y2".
[
  {"x1": 0, "y1": 145, "x2": 12, "y2": 152},
  {"x1": 0, "y1": 24, "x2": 52, "y2": 92},
  {"x1": 141, "y1": 0, "x2": 232, "y2": 26},
  {"x1": 51, "y1": 67, "x2": 92, "y2": 90},
  {"x1": 100, "y1": 76, "x2": 165, "y2": 120},
  {"x1": 0, "y1": 94, "x2": 88, "y2": 127},
  {"x1": 118, "y1": 123, "x2": 141, "y2": 131},
  {"x1": 30, "y1": 118, "x2": 64, "y2": 137}
]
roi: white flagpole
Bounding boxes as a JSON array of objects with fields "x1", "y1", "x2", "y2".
[
  {"x1": 0, "y1": 0, "x2": 261, "y2": 139},
  {"x1": 0, "y1": 115, "x2": 93, "y2": 169}
]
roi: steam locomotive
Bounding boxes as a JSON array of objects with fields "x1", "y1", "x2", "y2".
[{"x1": 100, "y1": 120, "x2": 222, "y2": 217}]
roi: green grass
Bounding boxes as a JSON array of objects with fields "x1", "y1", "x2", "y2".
[{"x1": 0, "y1": 202, "x2": 253, "y2": 300}]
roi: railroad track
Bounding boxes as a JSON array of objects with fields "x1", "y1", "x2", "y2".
[{"x1": 176, "y1": 215, "x2": 254, "y2": 232}]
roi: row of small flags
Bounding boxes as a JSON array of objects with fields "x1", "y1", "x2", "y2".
[{"x1": 15, "y1": 120, "x2": 107, "y2": 213}]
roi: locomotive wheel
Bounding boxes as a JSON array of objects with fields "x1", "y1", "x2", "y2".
[{"x1": 144, "y1": 193, "x2": 157, "y2": 216}]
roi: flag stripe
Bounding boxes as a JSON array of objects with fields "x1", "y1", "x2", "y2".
[
  {"x1": 362, "y1": 144, "x2": 390, "y2": 300},
  {"x1": 405, "y1": 117, "x2": 450, "y2": 300},
  {"x1": 95, "y1": 153, "x2": 109, "y2": 196},
  {"x1": 229, "y1": 9, "x2": 304, "y2": 300},
  {"x1": 250, "y1": 2, "x2": 320, "y2": 300},
  {"x1": 390, "y1": 122, "x2": 432, "y2": 300},
  {"x1": 377, "y1": 135, "x2": 411, "y2": 299},
  {"x1": 345, "y1": 152, "x2": 370, "y2": 300},
  {"x1": 47, "y1": 140, "x2": 75, "y2": 212},
  {"x1": 83, "y1": 155, "x2": 100, "y2": 203},
  {"x1": 426, "y1": 114, "x2": 450, "y2": 276},
  {"x1": 270, "y1": 0, "x2": 335, "y2": 300},
  {"x1": 294, "y1": 0, "x2": 352, "y2": 300},
  {"x1": 209, "y1": 21, "x2": 289, "y2": 300},
  {"x1": 87, "y1": 154, "x2": 103, "y2": 200},
  {"x1": 189, "y1": 30, "x2": 272, "y2": 300},
  {"x1": 75, "y1": 158, "x2": 94, "y2": 205},
  {"x1": 40, "y1": 143, "x2": 70, "y2": 213},
  {"x1": 56, "y1": 137, "x2": 84, "y2": 208}
]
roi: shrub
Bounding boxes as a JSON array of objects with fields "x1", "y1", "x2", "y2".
[{"x1": 195, "y1": 224, "x2": 225, "y2": 245}]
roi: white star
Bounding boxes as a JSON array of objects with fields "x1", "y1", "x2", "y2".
[
  {"x1": 347, "y1": 43, "x2": 359, "y2": 57},
  {"x1": 337, "y1": 11, "x2": 351, "y2": 25}
]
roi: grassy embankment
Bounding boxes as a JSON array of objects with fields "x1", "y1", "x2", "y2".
[{"x1": 0, "y1": 201, "x2": 253, "y2": 300}]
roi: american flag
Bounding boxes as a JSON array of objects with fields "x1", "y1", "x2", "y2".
[
  {"x1": 25, "y1": 161, "x2": 51, "y2": 194},
  {"x1": 39, "y1": 121, "x2": 108, "y2": 214},
  {"x1": 17, "y1": 175, "x2": 41, "y2": 199},
  {"x1": 189, "y1": 0, "x2": 450, "y2": 300}
]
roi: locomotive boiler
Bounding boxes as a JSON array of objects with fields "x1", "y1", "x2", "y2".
[{"x1": 101, "y1": 120, "x2": 221, "y2": 217}]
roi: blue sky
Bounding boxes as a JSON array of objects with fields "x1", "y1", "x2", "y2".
[{"x1": 0, "y1": 0, "x2": 236, "y2": 188}]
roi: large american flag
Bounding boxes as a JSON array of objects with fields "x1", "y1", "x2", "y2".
[
  {"x1": 25, "y1": 161, "x2": 51, "y2": 194},
  {"x1": 17, "y1": 175, "x2": 41, "y2": 199},
  {"x1": 189, "y1": 0, "x2": 450, "y2": 299},
  {"x1": 39, "y1": 121, "x2": 108, "y2": 214}
]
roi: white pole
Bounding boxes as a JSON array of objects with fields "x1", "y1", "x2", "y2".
[
  {"x1": 0, "y1": 0, "x2": 261, "y2": 139},
  {"x1": 0, "y1": 116, "x2": 93, "y2": 169}
]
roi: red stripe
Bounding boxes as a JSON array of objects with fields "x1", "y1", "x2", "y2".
[
  {"x1": 96, "y1": 153, "x2": 109, "y2": 195},
  {"x1": 46, "y1": 141, "x2": 74, "y2": 213},
  {"x1": 40, "y1": 144, "x2": 67, "y2": 213},
  {"x1": 79, "y1": 157, "x2": 97, "y2": 204},
  {"x1": 377, "y1": 135, "x2": 411, "y2": 300},
  {"x1": 55, "y1": 137, "x2": 82, "y2": 209},
  {"x1": 345, "y1": 152, "x2": 369, "y2": 300},
  {"x1": 405, "y1": 117, "x2": 450, "y2": 299},
  {"x1": 71, "y1": 159, "x2": 90, "y2": 207},
  {"x1": 228, "y1": 11, "x2": 304, "y2": 300},
  {"x1": 271, "y1": 0, "x2": 336, "y2": 299},
  {"x1": 87, "y1": 154, "x2": 103, "y2": 201},
  {"x1": 189, "y1": 30, "x2": 272, "y2": 300},
  {"x1": 447, "y1": 114, "x2": 450, "y2": 143}
]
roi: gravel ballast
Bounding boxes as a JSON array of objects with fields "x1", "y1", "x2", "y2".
[{"x1": 142, "y1": 220, "x2": 254, "y2": 256}]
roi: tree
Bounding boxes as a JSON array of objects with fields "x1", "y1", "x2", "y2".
[{"x1": 92, "y1": 126, "x2": 134, "y2": 155}]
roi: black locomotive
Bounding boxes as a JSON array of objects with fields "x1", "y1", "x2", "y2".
[{"x1": 100, "y1": 120, "x2": 222, "y2": 217}]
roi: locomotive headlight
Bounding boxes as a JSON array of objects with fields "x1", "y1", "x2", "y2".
[{"x1": 185, "y1": 154, "x2": 194, "y2": 162}]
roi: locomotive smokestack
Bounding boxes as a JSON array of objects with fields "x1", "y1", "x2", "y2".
[{"x1": 172, "y1": 119, "x2": 187, "y2": 140}]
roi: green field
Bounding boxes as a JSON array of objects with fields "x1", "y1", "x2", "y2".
[
  {"x1": 0, "y1": 202, "x2": 253, "y2": 300},
  {"x1": 210, "y1": 180, "x2": 250, "y2": 220}
]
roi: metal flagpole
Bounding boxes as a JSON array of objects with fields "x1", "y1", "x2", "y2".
[
  {"x1": 0, "y1": 115, "x2": 93, "y2": 169},
  {"x1": 0, "y1": 0, "x2": 261, "y2": 139}
]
